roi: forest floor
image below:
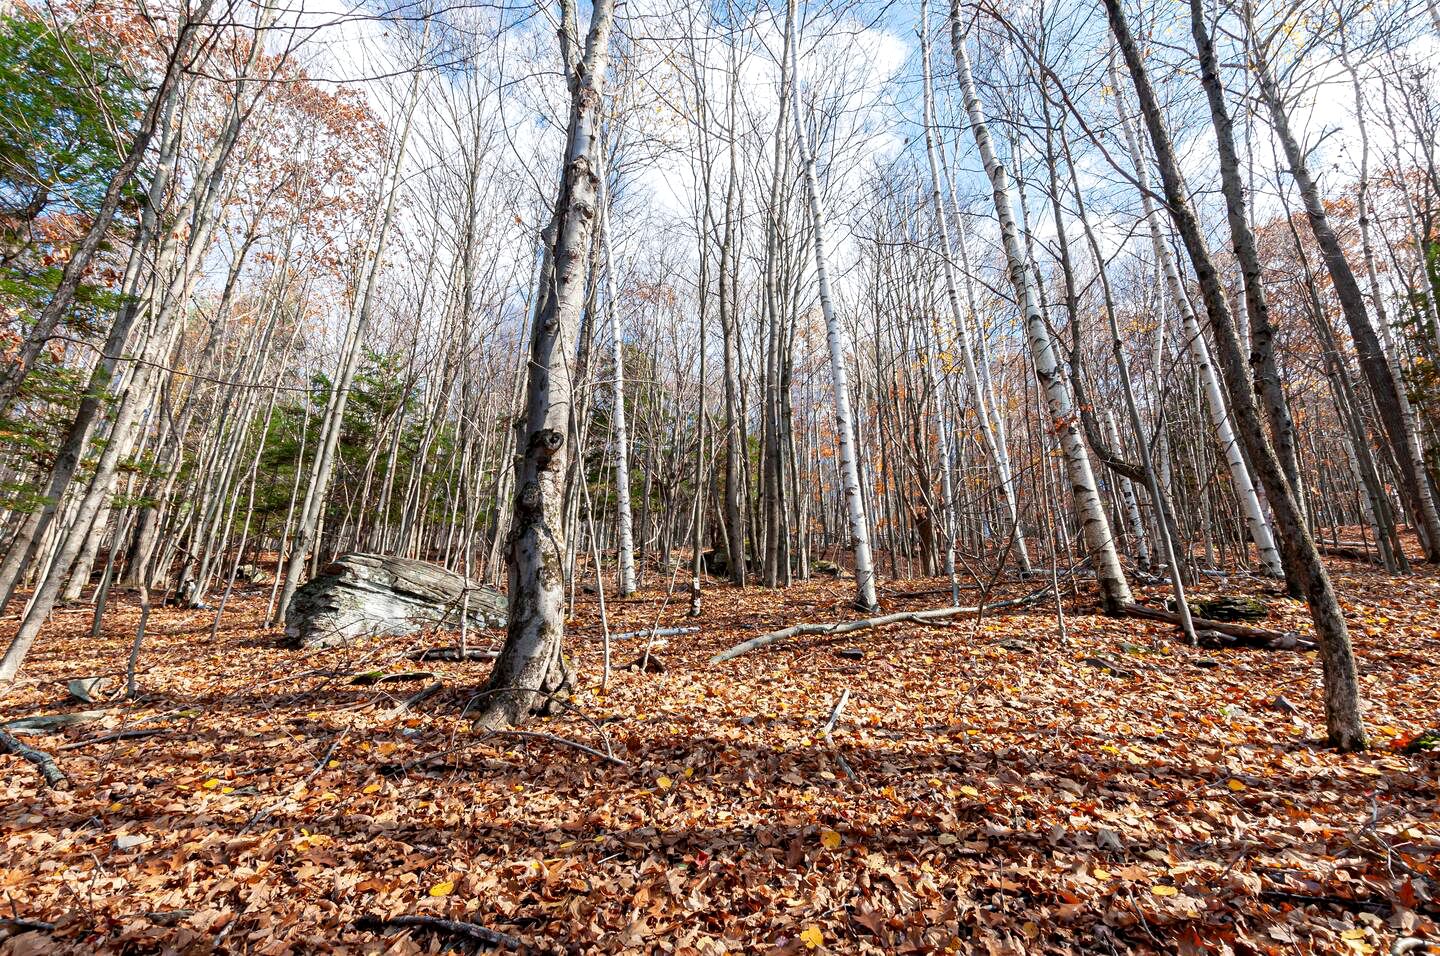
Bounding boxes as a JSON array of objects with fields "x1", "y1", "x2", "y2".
[{"x1": 0, "y1": 554, "x2": 1437, "y2": 955}]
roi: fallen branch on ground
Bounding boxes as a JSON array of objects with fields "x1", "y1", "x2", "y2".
[
  {"x1": 355, "y1": 914, "x2": 521, "y2": 950},
  {"x1": 407, "y1": 647, "x2": 499, "y2": 662},
  {"x1": 383, "y1": 682, "x2": 444, "y2": 718},
  {"x1": 491, "y1": 729, "x2": 630, "y2": 767},
  {"x1": 57, "y1": 728, "x2": 166, "y2": 751},
  {"x1": 609, "y1": 626, "x2": 699, "y2": 642},
  {"x1": 0, "y1": 729, "x2": 68, "y2": 789},
  {"x1": 709, "y1": 586, "x2": 1052, "y2": 663},
  {"x1": 1119, "y1": 603, "x2": 1313, "y2": 650},
  {"x1": 1317, "y1": 542, "x2": 1379, "y2": 563},
  {"x1": 1, "y1": 710, "x2": 109, "y2": 734}
]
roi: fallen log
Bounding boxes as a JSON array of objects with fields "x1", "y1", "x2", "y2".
[
  {"x1": 1318, "y1": 543, "x2": 1379, "y2": 563},
  {"x1": 349, "y1": 670, "x2": 436, "y2": 686},
  {"x1": 0, "y1": 728, "x2": 68, "y2": 789},
  {"x1": 0, "y1": 917, "x2": 56, "y2": 936},
  {"x1": 1120, "y1": 603, "x2": 1312, "y2": 650},
  {"x1": 710, "y1": 586, "x2": 1052, "y2": 664},
  {"x1": 284, "y1": 553, "x2": 506, "y2": 649}
]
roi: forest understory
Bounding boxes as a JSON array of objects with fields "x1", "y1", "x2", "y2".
[{"x1": 1, "y1": 548, "x2": 1436, "y2": 955}]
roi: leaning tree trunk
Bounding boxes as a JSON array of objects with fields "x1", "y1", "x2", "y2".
[
  {"x1": 1250, "y1": 43, "x2": 1440, "y2": 562},
  {"x1": 1188, "y1": 0, "x2": 1306, "y2": 557},
  {"x1": 474, "y1": 0, "x2": 617, "y2": 730},
  {"x1": 1104, "y1": 0, "x2": 1366, "y2": 750},
  {"x1": 787, "y1": 0, "x2": 878, "y2": 611},
  {"x1": 0, "y1": 1, "x2": 213, "y2": 415},
  {"x1": 1108, "y1": 59, "x2": 1284, "y2": 579},
  {"x1": 949, "y1": 10, "x2": 1132, "y2": 612}
]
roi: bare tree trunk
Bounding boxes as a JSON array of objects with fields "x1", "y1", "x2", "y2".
[
  {"x1": 598, "y1": 160, "x2": 635, "y2": 596},
  {"x1": 788, "y1": 0, "x2": 878, "y2": 611},
  {"x1": 475, "y1": 0, "x2": 616, "y2": 730},
  {"x1": 920, "y1": 1, "x2": 1030, "y2": 577},
  {"x1": 1249, "y1": 31, "x2": 1440, "y2": 561},
  {"x1": 1188, "y1": 0, "x2": 1306, "y2": 553},
  {"x1": 1108, "y1": 59, "x2": 1284, "y2": 579},
  {"x1": 1104, "y1": 0, "x2": 1366, "y2": 750},
  {"x1": 949, "y1": 10, "x2": 1131, "y2": 612}
]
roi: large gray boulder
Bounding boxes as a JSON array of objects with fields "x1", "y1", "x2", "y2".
[{"x1": 284, "y1": 552, "x2": 506, "y2": 649}]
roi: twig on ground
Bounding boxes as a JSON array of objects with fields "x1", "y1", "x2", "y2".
[
  {"x1": 57, "y1": 728, "x2": 167, "y2": 751},
  {"x1": 822, "y1": 689, "x2": 850, "y2": 738},
  {"x1": 240, "y1": 731, "x2": 348, "y2": 834}
]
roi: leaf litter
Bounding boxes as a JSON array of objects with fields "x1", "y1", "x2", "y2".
[{"x1": 0, "y1": 557, "x2": 1436, "y2": 954}]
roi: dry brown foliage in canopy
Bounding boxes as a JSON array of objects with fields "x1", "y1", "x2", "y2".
[{"x1": 0, "y1": 557, "x2": 1437, "y2": 954}]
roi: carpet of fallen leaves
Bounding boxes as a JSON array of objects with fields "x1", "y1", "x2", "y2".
[{"x1": 1, "y1": 554, "x2": 1437, "y2": 955}]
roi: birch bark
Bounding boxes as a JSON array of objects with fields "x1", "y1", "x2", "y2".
[
  {"x1": 949, "y1": 12, "x2": 1131, "y2": 611},
  {"x1": 1108, "y1": 61, "x2": 1284, "y2": 578},
  {"x1": 787, "y1": 0, "x2": 878, "y2": 610}
]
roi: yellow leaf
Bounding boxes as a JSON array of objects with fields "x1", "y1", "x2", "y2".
[
  {"x1": 327, "y1": 760, "x2": 340, "y2": 769},
  {"x1": 1227, "y1": 779, "x2": 1246, "y2": 791},
  {"x1": 657, "y1": 776, "x2": 673, "y2": 790},
  {"x1": 203, "y1": 778, "x2": 221, "y2": 789},
  {"x1": 960, "y1": 785, "x2": 981, "y2": 798},
  {"x1": 1341, "y1": 929, "x2": 1366, "y2": 940},
  {"x1": 799, "y1": 925, "x2": 823, "y2": 948},
  {"x1": 683, "y1": 767, "x2": 695, "y2": 778},
  {"x1": 1092, "y1": 867, "x2": 1111, "y2": 880},
  {"x1": 1151, "y1": 885, "x2": 1178, "y2": 897},
  {"x1": 820, "y1": 828, "x2": 841, "y2": 850},
  {"x1": 363, "y1": 783, "x2": 381, "y2": 794},
  {"x1": 220, "y1": 786, "x2": 235, "y2": 794},
  {"x1": 429, "y1": 880, "x2": 455, "y2": 897}
]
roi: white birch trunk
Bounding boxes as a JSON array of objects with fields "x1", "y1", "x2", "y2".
[
  {"x1": 951, "y1": 25, "x2": 1131, "y2": 610},
  {"x1": 1109, "y1": 61, "x2": 1284, "y2": 578},
  {"x1": 920, "y1": 1, "x2": 1031, "y2": 575},
  {"x1": 787, "y1": 0, "x2": 878, "y2": 610},
  {"x1": 598, "y1": 159, "x2": 636, "y2": 597},
  {"x1": 1104, "y1": 410, "x2": 1151, "y2": 569}
]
